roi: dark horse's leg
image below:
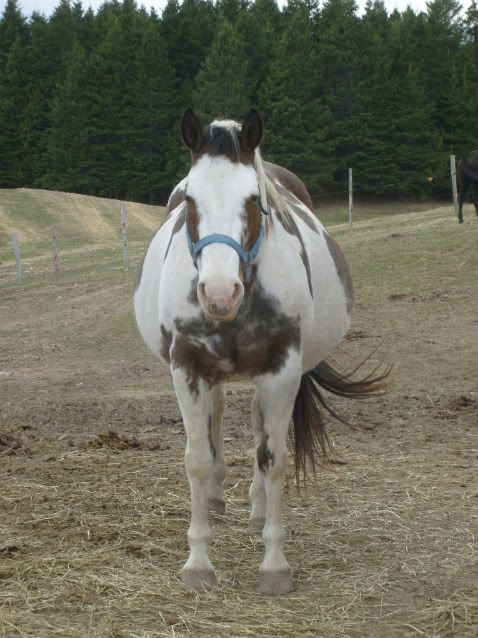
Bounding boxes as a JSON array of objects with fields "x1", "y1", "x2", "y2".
[{"x1": 458, "y1": 174, "x2": 468, "y2": 224}]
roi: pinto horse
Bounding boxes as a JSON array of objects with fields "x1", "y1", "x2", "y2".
[
  {"x1": 458, "y1": 149, "x2": 478, "y2": 223},
  {"x1": 134, "y1": 109, "x2": 388, "y2": 594}
]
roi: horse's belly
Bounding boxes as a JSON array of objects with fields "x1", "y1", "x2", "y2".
[
  {"x1": 134, "y1": 230, "x2": 164, "y2": 358},
  {"x1": 301, "y1": 298, "x2": 351, "y2": 372},
  {"x1": 300, "y1": 235, "x2": 352, "y2": 372}
]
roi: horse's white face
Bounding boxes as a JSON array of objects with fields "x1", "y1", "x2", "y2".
[
  {"x1": 180, "y1": 108, "x2": 264, "y2": 322},
  {"x1": 186, "y1": 156, "x2": 260, "y2": 321}
]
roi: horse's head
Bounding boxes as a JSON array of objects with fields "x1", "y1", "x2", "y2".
[{"x1": 181, "y1": 108, "x2": 265, "y2": 322}]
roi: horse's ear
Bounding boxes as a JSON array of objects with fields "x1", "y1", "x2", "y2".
[
  {"x1": 181, "y1": 108, "x2": 203, "y2": 151},
  {"x1": 240, "y1": 108, "x2": 263, "y2": 152}
]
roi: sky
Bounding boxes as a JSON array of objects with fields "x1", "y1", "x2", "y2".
[{"x1": 4, "y1": 0, "x2": 474, "y2": 18}]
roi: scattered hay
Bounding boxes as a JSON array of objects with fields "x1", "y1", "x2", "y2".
[
  {"x1": 87, "y1": 430, "x2": 142, "y2": 450},
  {"x1": 345, "y1": 329, "x2": 368, "y2": 341},
  {"x1": 83, "y1": 430, "x2": 165, "y2": 452},
  {"x1": 0, "y1": 429, "x2": 27, "y2": 455}
]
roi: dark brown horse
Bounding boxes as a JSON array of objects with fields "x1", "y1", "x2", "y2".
[{"x1": 458, "y1": 149, "x2": 478, "y2": 223}]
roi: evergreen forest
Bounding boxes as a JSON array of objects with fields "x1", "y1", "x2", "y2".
[{"x1": 0, "y1": 0, "x2": 477, "y2": 203}]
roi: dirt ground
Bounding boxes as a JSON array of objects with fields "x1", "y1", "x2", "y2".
[{"x1": 0, "y1": 202, "x2": 476, "y2": 637}]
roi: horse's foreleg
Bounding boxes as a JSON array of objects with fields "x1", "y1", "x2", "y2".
[
  {"x1": 249, "y1": 392, "x2": 266, "y2": 531},
  {"x1": 172, "y1": 368, "x2": 217, "y2": 589},
  {"x1": 207, "y1": 384, "x2": 226, "y2": 513},
  {"x1": 254, "y1": 352, "x2": 301, "y2": 595},
  {"x1": 458, "y1": 177, "x2": 469, "y2": 223}
]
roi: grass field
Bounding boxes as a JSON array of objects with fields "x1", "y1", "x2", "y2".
[{"x1": 0, "y1": 189, "x2": 476, "y2": 638}]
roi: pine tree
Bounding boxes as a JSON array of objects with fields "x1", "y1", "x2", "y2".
[
  {"x1": 43, "y1": 39, "x2": 90, "y2": 192},
  {"x1": 193, "y1": 19, "x2": 253, "y2": 121},
  {"x1": 259, "y1": 1, "x2": 334, "y2": 194},
  {"x1": 0, "y1": 35, "x2": 33, "y2": 186},
  {"x1": 235, "y1": 0, "x2": 283, "y2": 104},
  {"x1": 159, "y1": 0, "x2": 217, "y2": 107},
  {"x1": 0, "y1": 0, "x2": 28, "y2": 68},
  {"x1": 314, "y1": 0, "x2": 362, "y2": 186}
]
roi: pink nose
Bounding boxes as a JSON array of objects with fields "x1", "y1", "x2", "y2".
[{"x1": 198, "y1": 279, "x2": 244, "y2": 319}]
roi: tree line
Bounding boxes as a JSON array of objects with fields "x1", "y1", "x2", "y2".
[{"x1": 0, "y1": 0, "x2": 476, "y2": 203}]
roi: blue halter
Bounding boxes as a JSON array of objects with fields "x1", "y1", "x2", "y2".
[{"x1": 185, "y1": 196, "x2": 269, "y2": 268}]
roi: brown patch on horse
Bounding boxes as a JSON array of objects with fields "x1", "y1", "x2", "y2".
[
  {"x1": 274, "y1": 211, "x2": 313, "y2": 297},
  {"x1": 185, "y1": 196, "x2": 199, "y2": 244},
  {"x1": 257, "y1": 433, "x2": 274, "y2": 474},
  {"x1": 191, "y1": 125, "x2": 255, "y2": 165},
  {"x1": 166, "y1": 186, "x2": 185, "y2": 219},
  {"x1": 187, "y1": 275, "x2": 199, "y2": 305},
  {"x1": 160, "y1": 324, "x2": 173, "y2": 363},
  {"x1": 289, "y1": 199, "x2": 320, "y2": 234},
  {"x1": 207, "y1": 415, "x2": 216, "y2": 458},
  {"x1": 264, "y1": 161, "x2": 315, "y2": 213},
  {"x1": 171, "y1": 267, "x2": 300, "y2": 392},
  {"x1": 323, "y1": 232, "x2": 353, "y2": 315},
  {"x1": 243, "y1": 196, "x2": 262, "y2": 251}
]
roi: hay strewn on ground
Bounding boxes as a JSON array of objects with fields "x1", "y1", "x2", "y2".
[{"x1": 0, "y1": 200, "x2": 476, "y2": 637}]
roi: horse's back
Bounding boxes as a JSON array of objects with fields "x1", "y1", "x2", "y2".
[{"x1": 264, "y1": 161, "x2": 314, "y2": 211}]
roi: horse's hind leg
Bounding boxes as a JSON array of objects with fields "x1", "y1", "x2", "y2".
[
  {"x1": 207, "y1": 385, "x2": 226, "y2": 513},
  {"x1": 172, "y1": 368, "x2": 217, "y2": 589},
  {"x1": 254, "y1": 351, "x2": 301, "y2": 594}
]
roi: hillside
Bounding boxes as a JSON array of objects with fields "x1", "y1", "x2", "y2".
[{"x1": 0, "y1": 189, "x2": 166, "y2": 256}]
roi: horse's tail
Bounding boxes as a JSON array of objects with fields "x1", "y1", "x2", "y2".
[
  {"x1": 459, "y1": 156, "x2": 478, "y2": 186},
  {"x1": 290, "y1": 356, "x2": 391, "y2": 482}
]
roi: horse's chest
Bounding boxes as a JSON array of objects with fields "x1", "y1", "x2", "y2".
[{"x1": 172, "y1": 307, "x2": 300, "y2": 387}]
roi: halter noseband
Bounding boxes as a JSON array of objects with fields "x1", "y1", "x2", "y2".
[{"x1": 185, "y1": 196, "x2": 270, "y2": 268}]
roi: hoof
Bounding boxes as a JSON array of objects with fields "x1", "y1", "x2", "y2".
[
  {"x1": 248, "y1": 517, "x2": 265, "y2": 532},
  {"x1": 257, "y1": 568, "x2": 293, "y2": 595},
  {"x1": 181, "y1": 568, "x2": 217, "y2": 590},
  {"x1": 208, "y1": 498, "x2": 225, "y2": 514}
]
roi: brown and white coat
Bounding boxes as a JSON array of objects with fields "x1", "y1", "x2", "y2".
[{"x1": 134, "y1": 110, "x2": 359, "y2": 594}]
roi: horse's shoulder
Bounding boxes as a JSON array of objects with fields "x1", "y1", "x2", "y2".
[{"x1": 263, "y1": 160, "x2": 314, "y2": 212}]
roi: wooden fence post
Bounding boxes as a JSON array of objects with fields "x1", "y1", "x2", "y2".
[
  {"x1": 10, "y1": 232, "x2": 23, "y2": 285},
  {"x1": 348, "y1": 167, "x2": 353, "y2": 227},
  {"x1": 120, "y1": 206, "x2": 128, "y2": 272},
  {"x1": 450, "y1": 155, "x2": 459, "y2": 219},
  {"x1": 50, "y1": 224, "x2": 59, "y2": 273}
]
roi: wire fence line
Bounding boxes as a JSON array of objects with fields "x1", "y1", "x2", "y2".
[{"x1": 2, "y1": 165, "x2": 459, "y2": 287}]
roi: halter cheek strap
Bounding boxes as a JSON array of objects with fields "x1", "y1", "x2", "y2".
[{"x1": 185, "y1": 196, "x2": 269, "y2": 268}]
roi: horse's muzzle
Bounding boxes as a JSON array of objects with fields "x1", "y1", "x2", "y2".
[{"x1": 198, "y1": 279, "x2": 244, "y2": 322}]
